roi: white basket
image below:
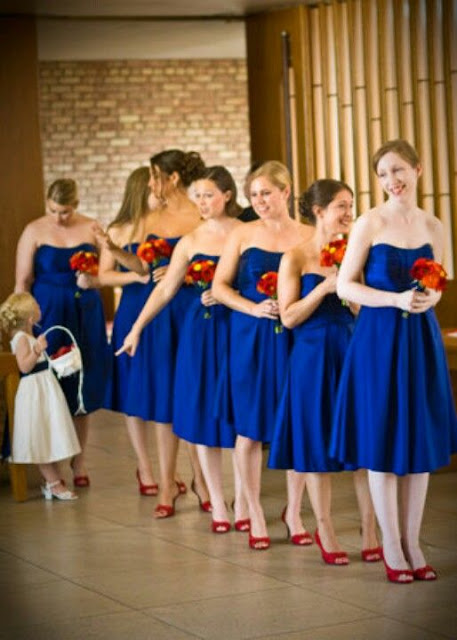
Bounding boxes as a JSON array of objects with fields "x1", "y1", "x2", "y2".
[{"x1": 43, "y1": 325, "x2": 86, "y2": 414}]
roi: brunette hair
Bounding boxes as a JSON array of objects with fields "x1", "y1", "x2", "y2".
[
  {"x1": 0, "y1": 292, "x2": 40, "y2": 336},
  {"x1": 150, "y1": 149, "x2": 206, "y2": 187},
  {"x1": 46, "y1": 179, "x2": 78, "y2": 206},
  {"x1": 108, "y1": 167, "x2": 150, "y2": 241},
  {"x1": 198, "y1": 165, "x2": 242, "y2": 218},
  {"x1": 372, "y1": 139, "x2": 420, "y2": 172},
  {"x1": 299, "y1": 179, "x2": 353, "y2": 225}
]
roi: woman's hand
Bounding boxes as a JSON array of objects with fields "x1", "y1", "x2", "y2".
[
  {"x1": 92, "y1": 223, "x2": 119, "y2": 253},
  {"x1": 76, "y1": 272, "x2": 95, "y2": 289},
  {"x1": 322, "y1": 272, "x2": 338, "y2": 294},
  {"x1": 201, "y1": 289, "x2": 218, "y2": 307},
  {"x1": 152, "y1": 265, "x2": 168, "y2": 283},
  {"x1": 396, "y1": 288, "x2": 437, "y2": 314},
  {"x1": 252, "y1": 298, "x2": 279, "y2": 319},
  {"x1": 136, "y1": 272, "x2": 151, "y2": 285},
  {"x1": 115, "y1": 329, "x2": 141, "y2": 357}
]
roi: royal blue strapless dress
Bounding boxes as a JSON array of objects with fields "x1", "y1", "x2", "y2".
[
  {"x1": 32, "y1": 243, "x2": 110, "y2": 415},
  {"x1": 173, "y1": 254, "x2": 236, "y2": 447},
  {"x1": 269, "y1": 274, "x2": 354, "y2": 472},
  {"x1": 227, "y1": 247, "x2": 290, "y2": 443},
  {"x1": 105, "y1": 242, "x2": 153, "y2": 415},
  {"x1": 117, "y1": 235, "x2": 187, "y2": 423},
  {"x1": 330, "y1": 243, "x2": 457, "y2": 475}
]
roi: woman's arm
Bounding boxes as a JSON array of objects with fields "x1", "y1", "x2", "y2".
[
  {"x1": 15, "y1": 224, "x2": 37, "y2": 292},
  {"x1": 212, "y1": 228, "x2": 278, "y2": 319},
  {"x1": 93, "y1": 223, "x2": 149, "y2": 276},
  {"x1": 116, "y1": 236, "x2": 192, "y2": 356},
  {"x1": 278, "y1": 250, "x2": 337, "y2": 329},
  {"x1": 98, "y1": 237, "x2": 150, "y2": 288},
  {"x1": 336, "y1": 213, "x2": 436, "y2": 314}
]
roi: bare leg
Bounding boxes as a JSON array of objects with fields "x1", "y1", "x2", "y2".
[
  {"x1": 154, "y1": 422, "x2": 179, "y2": 510},
  {"x1": 126, "y1": 416, "x2": 157, "y2": 487},
  {"x1": 306, "y1": 472, "x2": 343, "y2": 551},
  {"x1": 196, "y1": 444, "x2": 227, "y2": 521},
  {"x1": 231, "y1": 450, "x2": 249, "y2": 521},
  {"x1": 71, "y1": 414, "x2": 90, "y2": 476},
  {"x1": 283, "y1": 470, "x2": 308, "y2": 537},
  {"x1": 187, "y1": 442, "x2": 210, "y2": 506},
  {"x1": 235, "y1": 435, "x2": 268, "y2": 542},
  {"x1": 368, "y1": 470, "x2": 409, "y2": 570},
  {"x1": 353, "y1": 468, "x2": 380, "y2": 550},
  {"x1": 399, "y1": 473, "x2": 430, "y2": 570}
]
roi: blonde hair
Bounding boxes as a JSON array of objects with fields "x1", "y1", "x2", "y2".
[
  {"x1": 247, "y1": 160, "x2": 292, "y2": 195},
  {"x1": 0, "y1": 293, "x2": 40, "y2": 337},
  {"x1": 46, "y1": 178, "x2": 79, "y2": 206}
]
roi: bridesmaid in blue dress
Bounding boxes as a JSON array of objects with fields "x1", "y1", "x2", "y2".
[
  {"x1": 268, "y1": 179, "x2": 381, "y2": 565},
  {"x1": 15, "y1": 178, "x2": 110, "y2": 487},
  {"x1": 118, "y1": 166, "x2": 244, "y2": 532},
  {"x1": 98, "y1": 167, "x2": 162, "y2": 496},
  {"x1": 331, "y1": 139, "x2": 457, "y2": 583},
  {"x1": 100, "y1": 149, "x2": 210, "y2": 518},
  {"x1": 212, "y1": 161, "x2": 313, "y2": 549}
]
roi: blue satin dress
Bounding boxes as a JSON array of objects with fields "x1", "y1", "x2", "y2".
[
  {"x1": 269, "y1": 274, "x2": 354, "y2": 472},
  {"x1": 32, "y1": 243, "x2": 110, "y2": 415},
  {"x1": 227, "y1": 247, "x2": 290, "y2": 443},
  {"x1": 173, "y1": 254, "x2": 236, "y2": 447},
  {"x1": 330, "y1": 243, "x2": 457, "y2": 474},
  {"x1": 116, "y1": 234, "x2": 187, "y2": 423}
]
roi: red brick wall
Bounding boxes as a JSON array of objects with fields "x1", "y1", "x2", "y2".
[{"x1": 39, "y1": 59, "x2": 250, "y2": 226}]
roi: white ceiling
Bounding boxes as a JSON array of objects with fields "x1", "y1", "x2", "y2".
[{"x1": 0, "y1": 0, "x2": 307, "y2": 19}]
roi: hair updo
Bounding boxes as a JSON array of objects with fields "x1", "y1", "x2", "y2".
[
  {"x1": 198, "y1": 165, "x2": 241, "y2": 218},
  {"x1": 0, "y1": 292, "x2": 39, "y2": 337},
  {"x1": 46, "y1": 179, "x2": 79, "y2": 206},
  {"x1": 150, "y1": 149, "x2": 206, "y2": 188},
  {"x1": 299, "y1": 179, "x2": 353, "y2": 225}
]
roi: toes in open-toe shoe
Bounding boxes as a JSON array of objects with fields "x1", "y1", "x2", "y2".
[
  {"x1": 211, "y1": 520, "x2": 231, "y2": 534},
  {"x1": 234, "y1": 518, "x2": 251, "y2": 532},
  {"x1": 41, "y1": 480, "x2": 78, "y2": 501},
  {"x1": 136, "y1": 470, "x2": 159, "y2": 496},
  {"x1": 413, "y1": 565, "x2": 437, "y2": 581},
  {"x1": 383, "y1": 558, "x2": 414, "y2": 584},
  {"x1": 314, "y1": 530, "x2": 349, "y2": 565},
  {"x1": 249, "y1": 534, "x2": 270, "y2": 550},
  {"x1": 361, "y1": 546, "x2": 383, "y2": 562}
]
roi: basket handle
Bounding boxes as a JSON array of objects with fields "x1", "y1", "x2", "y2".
[{"x1": 42, "y1": 324, "x2": 86, "y2": 415}]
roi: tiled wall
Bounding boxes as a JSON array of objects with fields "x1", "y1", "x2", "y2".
[{"x1": 39, "y1": 59, "x2": 251, "y2": 226}]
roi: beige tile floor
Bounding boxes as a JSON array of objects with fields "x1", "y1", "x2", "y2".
[{"x1": 1, "y1": 409, "x2": 456, "y2": 640}]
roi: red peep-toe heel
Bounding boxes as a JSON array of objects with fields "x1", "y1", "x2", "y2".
[
  {"x1": 281, "y1": 507, "x2": 313, "y2": 546},
  {"x1": 413, "y1": 565, "x2": 437, "y2": 581},
  {"x1": 249, "y1": 534, "x2": 270, "y2": 550},
  {"x1": 211, "y1": 520, "x2": 231, "y2": 534},
  {"x1": 383, "y1": 558, "x2": 414, "y2": 584},
  {"x1": 314, "y1": 530, "x2": 349, "y2": 566},
  {"x1": 136, "y1": 470, "x2": 158, "y2": 497},
  {"x1": 361, "y1": 546, "x2": 383, "y2": 563},
  {"x1": 191, "y1": 479, "x2": 212, "y2": 513}
]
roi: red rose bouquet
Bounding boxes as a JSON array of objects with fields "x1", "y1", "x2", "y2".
[
  {"x1": 184, "y1": 259, "x2": 217, "y2": 319},
  {"x1": 403, "y1": 257, "x2": 447, "y2": 318},
  {"x1": 69, "y1": 250, "x2": 99, "y2": 275},
  {"x1": 320, "y1": 237, "x2": 348, "y2": 268},
  {"x1": 136, "y1": 238, "x2": 173, "y2": 267},
  {"x1": 256, "y1": 271, "x2": 283, "y2": 334}
]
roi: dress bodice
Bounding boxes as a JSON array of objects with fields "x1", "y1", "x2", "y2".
[
  {"x1": 34, "y1": 243, "x2": 97, "y2": 286},
  {"x1": 238, "y1": 247, "x2": 283, "y2": 301},
  {"x1": 294, "y1": 274, "x2": 353, "y2": 334},
  {"x1": 364, "y1": 243, "x2": 434, "y2": 292}
]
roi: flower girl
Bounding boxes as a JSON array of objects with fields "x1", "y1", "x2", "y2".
[{"x1": 0, "y1": 292, "x2": 81, "y2": 500}]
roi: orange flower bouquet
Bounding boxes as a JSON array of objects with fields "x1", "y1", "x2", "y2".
[
  {"x1": 256, "y1": 271, "x2": 283, "y2": 334},
  {"x1": 320, "y1": 237, "x2": 348, "y2": 268},
  {"x1": 136, "y1": 238, "x2": 173, "y2": 267},
  {"x1": 403, "y1": 257, "x2": 447, "y2": 318},
  {"x1": 69, "y1": 250, "x2": 99, "y2": 275},
  {"x1": 184, "y1": 259, "x2": 217, "y2": 319}
]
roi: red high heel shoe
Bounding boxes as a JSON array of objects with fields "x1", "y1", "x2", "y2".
[
  {"x1": 314, "y1": 530, "x2": 349, "y2": 565},
  {"x1": 361, "y1": 546, "x2": 383, "y2": 563},
  {"x1": 154, "y1": 482, "x2": 180, "y2": 519},
  {"x1": 191, "y1": 479, "x2": 212, "y2": 513},
  {"x1": 212, "y1": 520, "x2": 231, "y2": 534},
  {"x1": 413, "y1": 565, "x2": 437, "y2": 581},
  {"x1": 249, "y1": 534, "x2": 270, "y2": 550},
  {"x1": 234, "y1": 518, "x2": 251, "y2": 532},
  {"x1": 70, "y1": 458, "x2": 90, "y2": 488},
  {"x1": 281, "y1": 507, "x2": 313, "y2": 546},
  {"x1": 176, "y1": 480, "x2": 187, "y2": 494},
  {"x1": 136, "y1": 470, "x2": 158, "y2": 497},
  {"x1": 383, "y1": 558, "x2": 414, "y2": 584}
]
